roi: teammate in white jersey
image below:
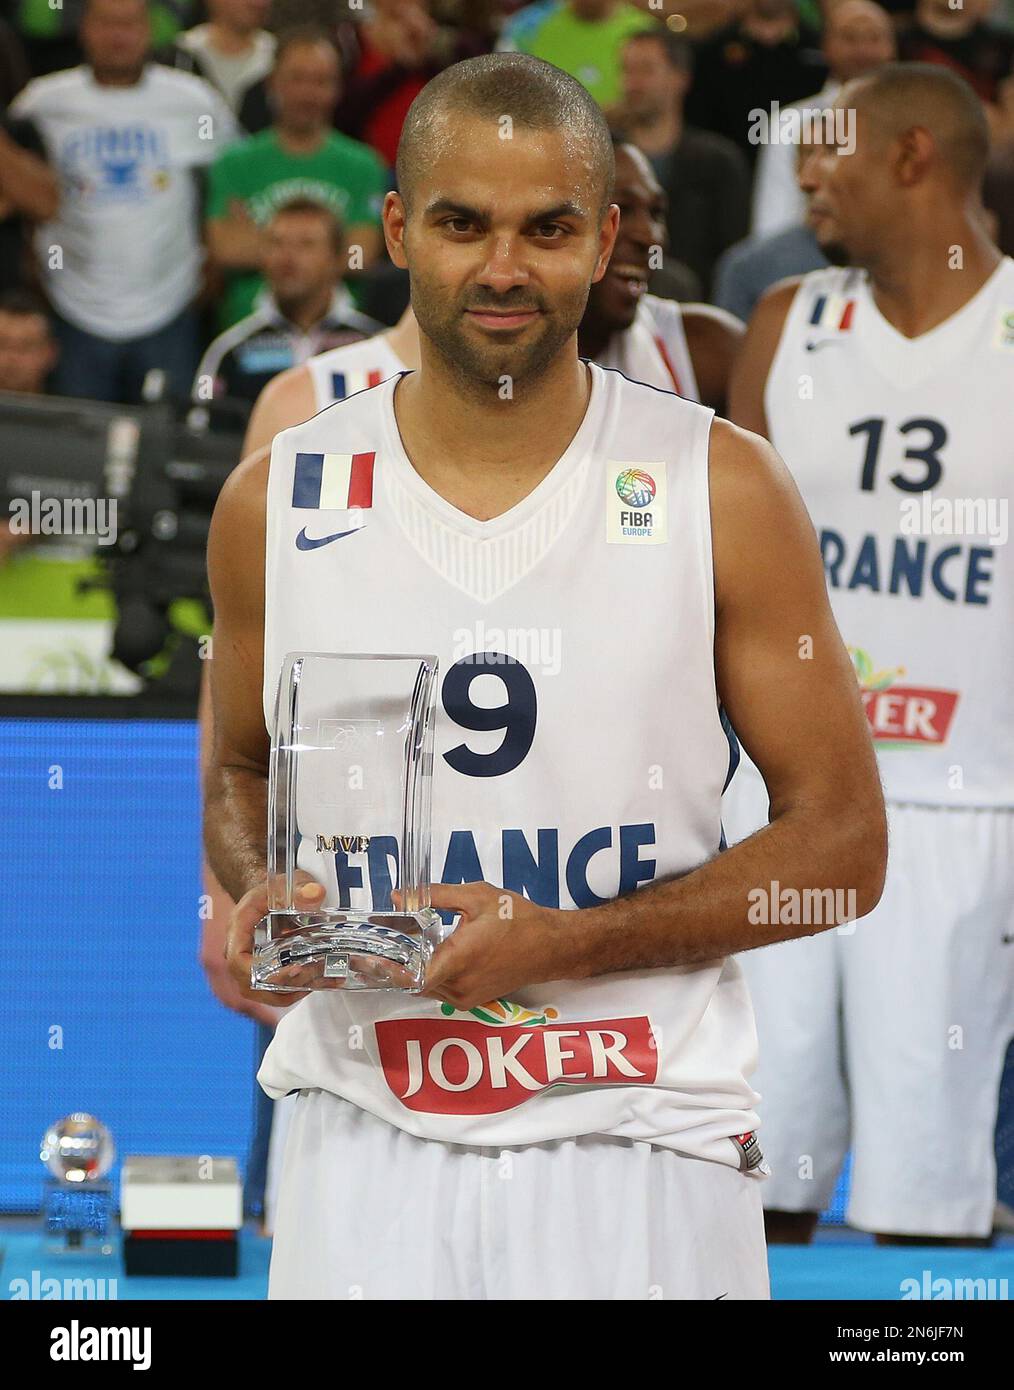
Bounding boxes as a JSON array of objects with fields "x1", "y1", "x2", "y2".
[
  {"x1": 235, "y1": 142, "x2": 743, "y2": 460},
  {"x1": 729, "y1": 63, "x2": 1014, "y2": 1243},
  {"x1": 205, "y1": 53, "x2": 886, "y2": 1300},
  {"x1": 579, "y1": 142, "x2": 742, "y2": 409}
]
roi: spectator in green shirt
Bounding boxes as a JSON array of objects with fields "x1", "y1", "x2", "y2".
[
  {"x1": 206, "y1": 26, "x2": 389, "y2": 329},
  {"x1": 498, "y1": 0, "x2": 658, "y2": 108}
]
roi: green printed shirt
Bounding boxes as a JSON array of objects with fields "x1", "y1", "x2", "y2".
[{"x1": 207, "y1": 128, "x2": 388, "y2": 327}]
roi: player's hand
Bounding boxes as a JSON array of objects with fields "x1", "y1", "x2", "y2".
[
  {"x1": 199, "y1": 886, "x2": 286, "y2": 1029},
  {"x1": 225, "y1": 876, "x2": 327, "y2": 1007},
  {"x1": 400, "y1": 882, "x2": 572, "y2": 1010}
]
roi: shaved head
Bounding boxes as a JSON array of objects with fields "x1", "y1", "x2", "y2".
[
  {"x1": 396, "y1": 52, "x2": 616, "y2": 218},
  {"x1": 844, "y1": 62, "x2": 990, "y2": 191}
]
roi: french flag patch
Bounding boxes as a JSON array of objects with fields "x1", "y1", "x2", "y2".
[
  {"x1": 331, "y1": 369, "x2": 386, "y2": 400},
  {"x1": 809, "y1": 294, "x2": 855, "y2": 331},
  {"x1": 292, "y1": 451, "x2": 375, "y2": 510}
]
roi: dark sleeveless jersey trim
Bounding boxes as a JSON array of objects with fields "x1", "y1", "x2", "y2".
[
  {"x1": 586, "y1": 358, "x2": 683, "y2": 400},
  {"x1": 294, "y1": 368, "x2": 413, "y2": 429},
  {"x1": 719, "y1": 702, "x2": 741, "y2": 794}
]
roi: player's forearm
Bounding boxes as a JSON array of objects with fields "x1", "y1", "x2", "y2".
[
  {"x1": 559, "y1": 798, "x2": 888, "y2": 979},
  {"x1": 203, "y1": 764, "x2": 268, "y2": 903}
]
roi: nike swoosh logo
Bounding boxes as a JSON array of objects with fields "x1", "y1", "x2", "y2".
[
  {"x1": 295, "y1": 527, "x2": 363, "y2": 551},
  {"x1": 715, "y1": 1292, "x2": 728, "y2": 1299},
  {"x1": 805, "y1": 339, "x2": 841, "y2": 352}
]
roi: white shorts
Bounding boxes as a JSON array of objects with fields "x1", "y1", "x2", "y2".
[
  {"x1": 727, "y1": 764, "x2": 1014, "y2": 1236},
  {"x1": 268, "y1": 1088, "x2": 770, "y2": 1300}
]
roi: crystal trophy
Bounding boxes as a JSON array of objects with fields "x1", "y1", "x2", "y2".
[
  {"x1": 252, "y1": 652, "x2": 448, "y2": 992},
  {"x1": 40, "y1": 1112, "x2": 115, "y2": 1254}
]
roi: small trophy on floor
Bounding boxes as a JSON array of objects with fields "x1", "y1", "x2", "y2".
[
  {"x1": 40, "y1": 1112, "x2": 115, "y2": 1254},
  {"x1": 252, "y1": 652, "x2": 448, "y2": 992}
]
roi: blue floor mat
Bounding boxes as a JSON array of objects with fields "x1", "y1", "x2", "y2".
[{"x1": 2, "y1": 1225, "x2": 1011, "y2": 1300}]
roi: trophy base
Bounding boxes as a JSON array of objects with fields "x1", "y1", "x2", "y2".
[
  {"x1": 42, "y1": 1178, "x2": 115, "y2": 1256},
  {"x1": 252, "y1": 908, "x2": 445, "y2": 993}
]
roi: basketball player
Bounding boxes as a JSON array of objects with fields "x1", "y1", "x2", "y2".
[
  {"x1": 196, "y1": 139, "x2": 744, "y2": 1007},
  {"x1": 236, "y1": 141, "x2": 743, "y2": 462},
  {"x1": 579, "y1": 141, "x2": 743, "y2": 408},
  {"x1": 729, "y1": 63, "x2": 1014, "y2": 1244},
  {"x1": 205, "y1": 53, "x2": 886, "y2": 1300},
  {"x1": 196, "y1": 137, "x2": 745, "y2": 1208}
]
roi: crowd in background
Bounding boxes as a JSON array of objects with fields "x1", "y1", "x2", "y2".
[{"x1": 0, "y1": 0, "x2": 1013, "y2": 411}]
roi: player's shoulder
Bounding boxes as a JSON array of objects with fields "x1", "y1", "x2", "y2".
[
  {"x1": 750, "y1": 274, "x2": 806, "y2": 327},
  {"x1": 709, "y1": 415, "x2": 776, "y2": 468},
  {"x1": 680, "y1": 304, "x2": 745, "y2": 409},
  {"x1": 211, "y1": 447, "x2": 270, "y2": 549},
  {"x1": 638, "y1": 292, "x2": 696, "y2": 347},
  {"x1": 708, "y1": 416, "x2": 829, "y2": 609},
  {"x1": 708, "y1": 416, "x2": 793, "y2": 518},
  {"x1": 255, "y1": 360, "x2": 317, "y2": 418},
  {"x1": 592, "y1": 357, "x2": 709, "y2": 417},
  {"x1": 223, "y1": 445, "x2": 270, "y2": 498},
  {"x1": 307, "y1": 334, "x2": 383, "y2": 372},
  {"x1": 747, "y1": 266, "x2": 852, "y2": 341},
  {"x1": 640, "y1": 291, "x2": 683, "y2": 329},
  {"x1": 241, "y1": 358, "x2": 320, "y2": 456},
  {"x1": 208, "y1": 448, "x2": 271, "y2": 607},
  {"x1": 304, "y1": 334, "x2": 406, "y2": 409},
  {"x1": 273, "y1": 371, "x2": 397, "y2": 451},
  {"x1": 245, "y1": 335, "x2": 400, "y2": 456},
  {"x1": 772, "y1": 266, "x2": 869, "y2": 347},
  {"x1": 774, "y1": 265, "x2": 864, "y2": 313},
  {"x1": 679, "y1": 300, "x2": 745, "y2": 347},
  {"x1": 592, "y1": 359, "x2": 715, "y2": 438}
]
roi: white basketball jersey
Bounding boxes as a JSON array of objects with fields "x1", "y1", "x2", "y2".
[
  {"x1": 765, "y1": 261, "x2": 1014, "y2": 807},
  {"x1": 305, "y1": 296, "x2": 700, "y2": 414},
  {"x1": 596, "y1": 294, "x2": 700, "y2": 400},
  {"x1": 306, "y1": 332, "x2": 405, "y2": 411},
  {"x1": 257, "y1": 362, "x2": 763, "y2": 1171}
]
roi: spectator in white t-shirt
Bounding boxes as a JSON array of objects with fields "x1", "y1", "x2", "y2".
[
  {"x1": 170, "y1": 0, "x2": 277, "y2": 118},
  {"x1": 10, "y1": 0, "x2": 239, "y2": 404}
]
